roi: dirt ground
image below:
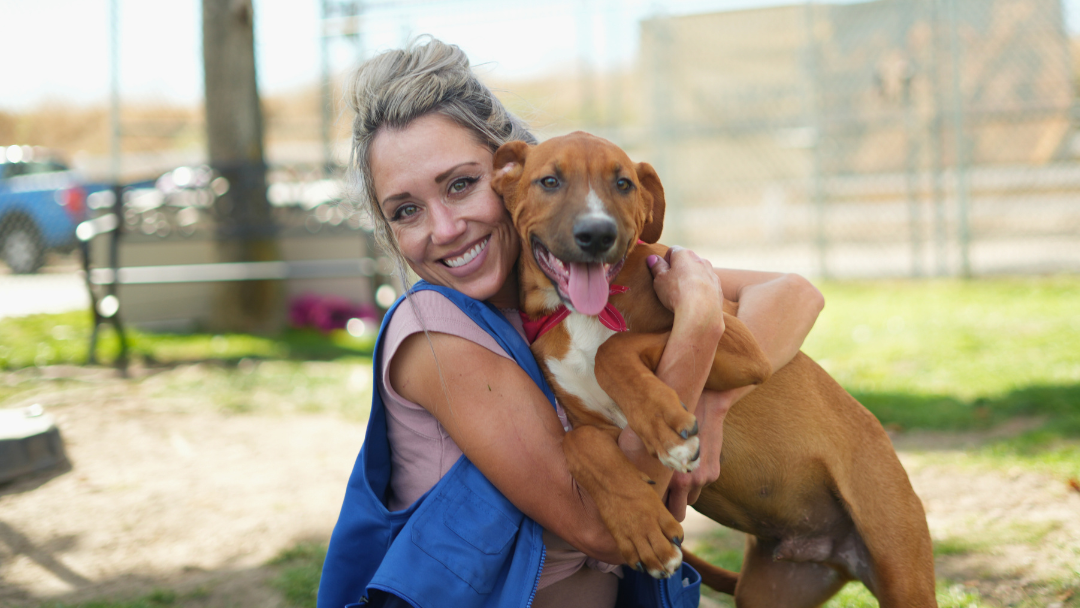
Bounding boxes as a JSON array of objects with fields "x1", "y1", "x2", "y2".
[
  {"x1": 2, "y1": 364, "x2": 1079, "y2": 607},
  {"x1": 0, "y1": 364, "x2": 366, "y2": 607}
]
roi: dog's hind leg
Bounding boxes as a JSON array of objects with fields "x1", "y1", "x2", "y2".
[
  {"x1": 828, "y1": 446, "x2": 939, "y2": 607},
  {"x1": 817, "y1": 386, "x2": 938, "y2": 606},
  {"x1": 733, "y1": 536, "x2": 849, "y2": 608}
]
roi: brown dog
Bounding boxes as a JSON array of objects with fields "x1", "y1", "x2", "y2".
[{"x1": 491, "y1": 132, "x2": 937, "y2": 607}]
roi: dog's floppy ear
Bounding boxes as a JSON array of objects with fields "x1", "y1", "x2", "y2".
[
  {"x1": 636, "y1": 161, "x2": 666, "y2": 244},
  {"x1": 491, "y1": 141, "x2": 530, "y2": 200}
]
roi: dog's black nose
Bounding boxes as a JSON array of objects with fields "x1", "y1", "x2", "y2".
[{"x1": 573, "y1": 217, "x2": 618, "y2": 256}]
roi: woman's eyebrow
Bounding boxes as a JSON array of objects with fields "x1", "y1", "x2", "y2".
[
  {"x1": 434, "y1": 161, "x2": 481, "y2": 183},
  {"x1": 380, "y1": 191, "x2": 413, "y2": 209}
]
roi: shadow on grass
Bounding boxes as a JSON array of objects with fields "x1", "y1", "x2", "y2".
[
  {"x1": 854, "y1": 382, "x2": 1080, "y2": 437},
  {"x1": 1, "y1": 536, "x2": 327, "y2": 608}
]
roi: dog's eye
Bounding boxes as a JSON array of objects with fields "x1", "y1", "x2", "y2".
[
  {"x1": 616, "y1": 178, "x2": 632, "y2": 191},
  {"x1": 540, "y1": 176, "x2": 559, "y2": 189}
]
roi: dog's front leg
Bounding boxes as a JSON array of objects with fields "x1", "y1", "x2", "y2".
[
  {"x1": 562, "y1": 422, "x2": 685, "y2": 578},
  {"x1": 595, "y1": 331, "x2": 701, "y2": 472}
]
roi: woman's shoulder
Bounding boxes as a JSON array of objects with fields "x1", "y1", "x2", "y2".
[{"x1": 383, "y1": 289, "x2": 511, "y2": 360}]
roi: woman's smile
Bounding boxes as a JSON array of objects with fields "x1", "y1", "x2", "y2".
[{"x1": 442, "y1": 236, "x2": 490, "y2": 270}]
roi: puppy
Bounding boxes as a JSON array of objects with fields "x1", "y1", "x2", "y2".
[{"x1": 492, "y1": 132, "x2": 937, "y2": 607}]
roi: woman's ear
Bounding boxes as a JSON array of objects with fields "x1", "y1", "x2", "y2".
[
  {"x1": 491, "y1": 141, "x2": 530, "y2": 202},
  {"x1": 636, "y1": 161, "x2": 666, "y2": 244}
]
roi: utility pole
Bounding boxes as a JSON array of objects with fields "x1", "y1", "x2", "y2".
[{"x1": 202, "y1": 0, "x2": 282, "y2": 333}]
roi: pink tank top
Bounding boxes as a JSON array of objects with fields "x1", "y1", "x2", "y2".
[{"x1": 378, "y1": 290, "x2": 620, "y2": 600}]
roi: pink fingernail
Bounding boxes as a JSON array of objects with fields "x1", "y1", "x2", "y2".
[{"x1": 646, "y1": 255, "x2": 659, "y2": 268}]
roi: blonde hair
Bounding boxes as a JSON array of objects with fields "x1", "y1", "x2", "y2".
[{"x1": 345, "y1": 37, "x2": 536, "y2": 283}]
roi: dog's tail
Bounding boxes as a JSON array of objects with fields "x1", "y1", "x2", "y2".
[{"x1": 682, "y1": 550, "x2": 738, "y2": 595}]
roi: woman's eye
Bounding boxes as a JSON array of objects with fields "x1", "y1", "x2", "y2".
[
  {"x1": 449, "y1": 176, "x2": 477, "y2": 194},
  {"x1": 541, "y1": 176, "x2": 559, "y2": 189},
  {"x1": 616, "y1": 178, "x2": 632, "y2": 191},
  {"x1": 391, "y1": 204, "x2": 419, "y2": 221}
]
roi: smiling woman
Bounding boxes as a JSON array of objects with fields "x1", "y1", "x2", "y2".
[
  {"x1": 318, "y1": 36, "x2": 823, "y2": 608},
  {"x1": 318, "y1": 37, "x2": 716, "y2": 608},
  {"x1": 369, "y1": 113, "x2": 521, "y2": 308}
]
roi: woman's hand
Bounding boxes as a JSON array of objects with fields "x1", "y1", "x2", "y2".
[
  {"x1": 618, "y1": 246, "x2": 728, "y2": 519},
  {"x1": 647, "y1": 254, "x2": 825, "y2": 521},
  {"x1": 647, "y1": 246, "x2": 724, "y2": 332},
  {"x1": 664, "y1": 386, "x2": 750, "y2": 520}
]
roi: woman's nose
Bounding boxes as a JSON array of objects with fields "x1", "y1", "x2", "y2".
[{"x1": 429, "y1": 200, "x2": 466, "y2": 245}]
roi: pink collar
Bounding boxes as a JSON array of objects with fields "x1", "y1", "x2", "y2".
[{"x1": 520, "y1": 285, "x2": 629, "y2": 344}]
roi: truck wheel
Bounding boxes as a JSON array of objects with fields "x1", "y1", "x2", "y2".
[{"x1": 1, "y1": 225, "x2": 45, "y2": 274}]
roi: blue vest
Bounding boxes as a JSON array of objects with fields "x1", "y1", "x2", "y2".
[{"x1": 317, "y1": 281, "x2": 701, "y2": 608}]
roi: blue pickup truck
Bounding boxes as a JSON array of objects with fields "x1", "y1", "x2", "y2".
[{"x1": 0, "y1": 146, "x2": 87, "y2": 273}]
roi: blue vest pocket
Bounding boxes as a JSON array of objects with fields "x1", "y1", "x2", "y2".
[{"x1": 411, "y1": 483, "x2": 522, "y2": 594}]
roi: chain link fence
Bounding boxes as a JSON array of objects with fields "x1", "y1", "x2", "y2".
[
  {"x1": 7, "y1": 0, "x2": 1078, "y2": 286},
  {"x1": 638, "y1": 0, "x2": 1080, "y2": 278}
]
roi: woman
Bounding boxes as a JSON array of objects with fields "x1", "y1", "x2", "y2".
[{"x1": 318, "y1": 38, "x2": 824, "y2": 608}]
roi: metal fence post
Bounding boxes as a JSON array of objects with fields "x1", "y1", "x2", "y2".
[
  {"x1": 947, "y1": 0, "x2": 972, "y2": 278},
  {"x1": 649, "y1": 15, "x2": 683, "y2": 246},
  {"x1": 927, "y1": 0, "x2": 950, "y2": 276},
  {"x1": 903, "y1": 0, "x2": 923, "y2": 278},
  {"x1": 804, "y1": 0, "x2": 828, "y2": 279}
]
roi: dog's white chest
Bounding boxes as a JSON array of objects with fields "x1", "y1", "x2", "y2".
[{"x1": 545, "y1": 314, "x2": 627, "y2": 428}]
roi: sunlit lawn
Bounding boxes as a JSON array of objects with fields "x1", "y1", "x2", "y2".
[
  {"x1": 805, "y1": 276, "x2": 1080, "y2": 481},
  {"x1": 0, "y1": 310, "x2": 375, "y2": 371},
  {"x1": 5, "y1": 275, "x2": 1080, "y2": 607},
  {"x1": 0, "y1": 310, "x2": 376, "y2": 417},
  {"x1": 804, "y1": 276, "x2": 1080, "y2": 430},
  {"x1": 696, "y1": 275, "x2": 1080, "y2": 607}
]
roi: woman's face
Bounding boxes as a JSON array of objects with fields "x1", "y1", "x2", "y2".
[{"x1": 371, "y1": 113, "x2": 521, "y2": 307}]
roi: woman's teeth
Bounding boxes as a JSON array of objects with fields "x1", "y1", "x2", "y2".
[{"x1": 444, "y1": 238, "x2": 488, "y2": 268}]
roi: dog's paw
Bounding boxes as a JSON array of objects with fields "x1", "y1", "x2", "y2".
[
  {"x1": 646, "y1": 545, "x2": 684, "y2": 579},
  {"x1": 616, "y1": 503, "x2": 685, "y2": 580},
  {"x1": 639, "y1": 412, "x2": 700, "y2": 472},
  {"x1": 658, "y1": 435, "x2": 700, "y2": 473}
]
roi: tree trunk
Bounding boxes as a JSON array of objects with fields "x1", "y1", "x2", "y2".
[{"x1": 202, "y1": 0, "x2": 282, "y2": 333}]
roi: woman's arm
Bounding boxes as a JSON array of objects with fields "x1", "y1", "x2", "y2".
[
  {"x1": 390, "y1": 331, "x2": 624, "y2": 562},
  {"x1": 387, "y1": 251, "x2": 728, "y2": 564},
  {"x1": 617, "y1": 247, "x2": 726, "y2": 491},
  {"x1": 714, "y1": 267, "x2": 825, "y2": 374},
  {"x1": 662, "y1": 264, "x2": 825, "y2": 519}
]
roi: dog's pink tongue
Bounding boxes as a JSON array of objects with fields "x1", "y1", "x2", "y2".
[{"x1": 567, "y1": 263, "x2": 609, "y2": 316}]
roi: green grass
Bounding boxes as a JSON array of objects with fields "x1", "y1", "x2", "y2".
[
  {"x1": 40, "y1": 588, "x2": 187, "y2": 608},
  {"x1": 269, "y1": 543, "x2": 327, "y2": 608},
  {"x1": 29, "y1": 544, "x2": 327, "y2": 608},
  {"x1": 823, "y1": 582, "x2": 989, "y2": 608},
  {"x1": 932, "y1": 520, "x2": 1063, "y2": 557},
  {"x1": 802, "y1": 277, "x2": 1080, "y2": 477},
  {"x1": 694, "y1": 528, "x2": 995, "y2": 607},
  {"x1": 803, "y1": 277, "x2": 1080, "y2": 419},
  {"x1": 0, "y1": 310, "x2": 375, "y2": 370},
  {"x1": 0, "y1": 310, "x2": 376, "y2": 419},
  {"x1": 139, "y1": 358, "x2": 374, "y2": 418},
  {"x1": 5, "y1": 278, "x2": 1080, "y2": 607},
  {"x1": 0, "y1": 356, "x2": 373, "y2": 420}
]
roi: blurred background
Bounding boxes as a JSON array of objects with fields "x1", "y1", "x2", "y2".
[
  {"x1": 2, "y1": 2, "x2": 1079, "y2": 608},
  {"x1": 3, "y1": 0, "x2": 1080, "y2": 329}
]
